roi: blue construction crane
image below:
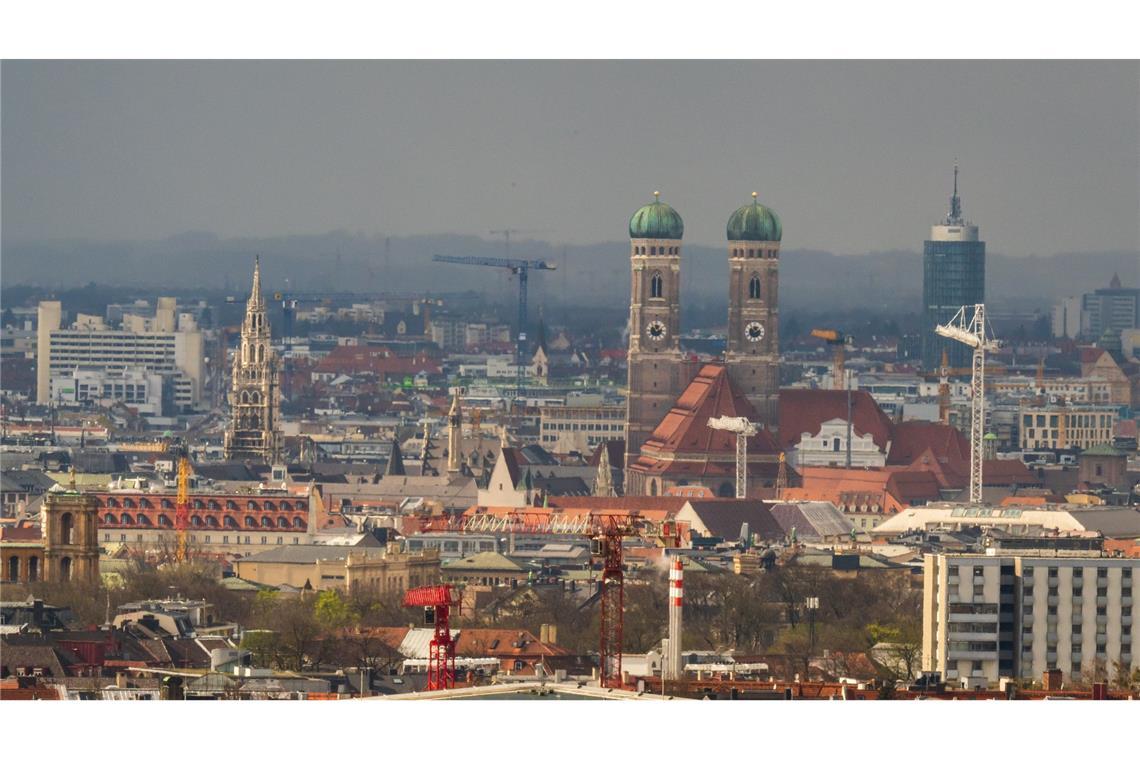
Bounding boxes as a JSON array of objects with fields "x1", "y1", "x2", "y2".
[{"x1": 432, "y1": 254, "x2": 557, "y2": 405}]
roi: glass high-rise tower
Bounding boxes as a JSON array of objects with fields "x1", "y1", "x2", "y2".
[{"x1": 922, "y1": 165, "x2": 985, "y2": 371}]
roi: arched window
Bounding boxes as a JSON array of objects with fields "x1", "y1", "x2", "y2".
[
  {"x1": 224, "y1": 516, "x2": 238, "y2": 529},
  {"x1": 27, "y1": 557, "x2": 38, "y2": 583},
  {"x1": 158, "y1": 514, "x2": 172, "y2": 527},
  {"x1": 717, "y1": 482, "x2": 735, "y2": 498},
  {"x1": 277, "y1": 516, "x2": 289, "y2": 528},
  {"x1": 161, "y1": 499, "x2": 172, "y2": 509},
  {"x1": 248, "y1": 500, "x2": 259, "y2": 510},
  {"x1": 8, "y1": 556, "x2": 19, "y2": 583},
  {"x1": 123, "y1": 498, "x2": 135, "y2": 509},
  {"x1": 107, "y1": 498, "x2": 119, "y2": 509},
  {"x1": 749, "y1": 275, "x2": 761, "y2": 299},
  {"x1": 261, "y1": 516, "x2": 273, "y2": 528},
  {"x1": 245, "y1": 516, "x2": 256, "y2": 528},
  {"x1": 293, "y1": 516, "x2": 306, "y2": 529},
  {"x1": 193, "y1": 499, "x2": 204, "y2": 509},
  {"x1": 208, "y1": 500, "x2": 221, "y2": 510},
  {"x1": 103, "y1": 513, "x2": 117, "y2": 525},
  {"x1": 649, "y1": 480, "x2": 658, "y2": 496},
  {"x1": 257, "y1": 345, "x2": 264, "y2": 362},
  {"x1": 191, "y1": 515, "x2": 203, "y2": 527},
  {"x1": 650, "y1": 272, "x2": 663, "y2": 299},
  {"x1": 206, "y1": 516, "x2": 219, "y2": 528},
  {"x1": 833, "y1": 437, "x2": 841, "y2": 452},
  {"x1": 139, "y1": 498, "x2": 152, "y2": 509},
  {"x1": 137, "y1": 514, "x2": 151, "y2": 527},
  {"x1": 59, "y1": 557, "x2": 72, "y2": 581},
  {"x1": 227, "y1": 500, "x2": 238, "y2": 510}
]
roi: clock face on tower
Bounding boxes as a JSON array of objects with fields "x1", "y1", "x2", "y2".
[
  {"x1": 745, "y1": 321, "x2": 766, "y2": 342},
  {"x1": 647, "y1": 320, "x2": 667, "y2": 341}
]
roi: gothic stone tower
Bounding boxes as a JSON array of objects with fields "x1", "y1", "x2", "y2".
[
  {"x1": 724, "y1": 193, "x2": 782, "y2": 429},
  {"x1": 624, "y1": 193, "x2": 696, "y2": 472},
  {"x1": 41, "y1": 484, "x2": 100, "y2": 584},
  {"x1": 224, "y1": 257, "x2": 283, "y2": 462}
]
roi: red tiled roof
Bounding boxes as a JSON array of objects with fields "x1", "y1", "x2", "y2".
[
  {"x1": 636, "y1": 364, "x2": 779, "y2": 459},
  {"x1": 314, "y1": 346, "x2": 440, "y2": 377},
  {"x1": 886, "y1": 421, "x2": 969, "y2": 467},
  {"x1": 778, "y1": 389, "x2": 894, "y2": 452}
]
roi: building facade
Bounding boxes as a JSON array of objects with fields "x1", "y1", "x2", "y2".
[
  {"x1": 624, "y1": 194, "x2": 697, "y2": 470},
  {"x1": 922, "y1": 167, "x2": 985, "y2": 371},
  {"x1": 1081, "y1": 274, "x2": 1139, "y2": 340},
  {"x1": 1018, "y1": 401, "x2": 1117, "y2": 451},
  {"x1": 36, "y1": 299, "x2": 205, "y2": 411},
  {"x1": 539, "y1": 405, "x2": 627, "y2": 454},
  {"x1": 923, "y1": 554, "x2": 1137, "y2": 684},
  {"x1": 223, "y1": 258, "x2": 283, "y2": 462},
  {"x1": 723, "y1": 193, "x2": 781, "y2": 429},
  {"x1": 41, "y1": 487, "x2": 101, "y2": 584}
]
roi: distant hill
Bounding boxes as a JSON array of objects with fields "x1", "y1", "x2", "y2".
[{"x1": 3, "y1": 232, "x2": 1136, "y2": 314}]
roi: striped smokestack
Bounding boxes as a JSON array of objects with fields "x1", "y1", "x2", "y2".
[{"x1": 665, "y1": 558, "x2": 683, "y2": 680}]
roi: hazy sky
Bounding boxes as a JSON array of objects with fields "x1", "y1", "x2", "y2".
[{"x1": 3, "y1": 60, "x2": 1138, "y2": 256}]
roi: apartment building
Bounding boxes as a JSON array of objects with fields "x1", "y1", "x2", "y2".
[
  {"x1": 1018, "y1": 401, "x2": 1117, "y2": 451},
  {"x1": 923, "y1": 554, "x2": 1137, "y2": 684}
]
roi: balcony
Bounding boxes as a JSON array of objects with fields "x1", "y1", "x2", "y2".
[
  {"x1": 1071, "y1": 634, "x2": 1083, "y2": 645},
  {"x1": 947, "y1": 649, "x2": 998, "y2": 661},
  {"x1": 1022, "y1": 615, "x2": 1035, "y2": 627},
  {"x1": 1048, "y1": 577, "x2": 1059, "y2": 588},
  {"x1": 1046, "y1": 595, "x2": 1059, "y2": 605},
  {"x1": 1124, "y1": 616, "x2": 1133, "y2": 626},
  {"x1": 1096, "y1": 634, "x2": 1107, "y2": 646},
  {"x1": 1097, "y1": 577, "x2": 1109, "y2": 589},
  {"x1": 1046, "y1": 633, "x2": 1059, "y2": 645}
]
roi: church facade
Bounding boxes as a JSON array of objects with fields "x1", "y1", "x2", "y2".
[{"x1": 624, "y1": 193, "x2": 784, "y2": 496}]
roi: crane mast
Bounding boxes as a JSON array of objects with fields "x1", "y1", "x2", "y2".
[
  {"x1": 706, "y1": 415, "x2": 760, "y2": 499},
  {"x1": 174, "y1": 448, "x2": 192, "y2": 563},
  {"x1": 414, "y1": 510, "x2": 671, "y2": 688},
  {"x1": 935, "y1": 304, "x2": 999, "y2": 504},
  {"x1": 432, "y1": 253, "x2": 556, "y2": 409}
]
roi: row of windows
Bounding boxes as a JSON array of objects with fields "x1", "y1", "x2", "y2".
[
  {"x1": 100, "y1": 497, "x2": 306, "y2": 511},
  {"x1": 633, "y1": 245, "x2": 679, "y2": 256},
  {"x1": 101, "y1": 512, "x2": 306, "y2": 529},
  {"x1": 104, "y1": 532, "x2": 301, "y2": 546},
  {"x1": 730, "y1": 247, "x2": 778, "y2": 259}
]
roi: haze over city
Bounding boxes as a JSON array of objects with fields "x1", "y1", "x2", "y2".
[{"x1": 3, "y1": 61, "x2": 1138, "y2": 256}]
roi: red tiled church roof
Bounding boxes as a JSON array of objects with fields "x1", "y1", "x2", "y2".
[
  {"x1": 778, "y1": 389, "x2": 894, "y2": 452},
  {"x1": 638, "y1": 364, "x2": 778, "y2": 458}
]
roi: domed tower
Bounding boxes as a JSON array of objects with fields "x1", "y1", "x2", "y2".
[
  {"x1": 724, "y1": 193, "x2": 782, "y2": 429},
  {"x1": 625, "y1": 192, "x2": 691, "y2": 472}
]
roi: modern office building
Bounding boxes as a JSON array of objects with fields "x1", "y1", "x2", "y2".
[
  {"x1": 1081, "y1": 273, "x2": 1139, "y2": 340},
  {"x1": 1018, "y1": 401, "x2": 1118, "y2": 451},
  {"x1": 923, "y1": 554, "x2": 1137, "y2": 685},
  {"x1": 35, "y1": 298, "x2": 205, "y2": 411},
  {"x1": 922, "y1": 166, "x2": 985, "y2": 371}
]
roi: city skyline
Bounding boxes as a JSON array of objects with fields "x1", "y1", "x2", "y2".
[{"x1": 3, "y1": 61, "x2": 1138, "y2": 259}]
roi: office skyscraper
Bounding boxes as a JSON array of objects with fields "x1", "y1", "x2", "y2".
[{"x1": 922, "y1": 165, "x2": 985, "y2": 371}]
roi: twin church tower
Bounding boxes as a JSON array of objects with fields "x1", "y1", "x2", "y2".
[{"x1": 625, "y1": 192, "x2": 783, "y2": 472}]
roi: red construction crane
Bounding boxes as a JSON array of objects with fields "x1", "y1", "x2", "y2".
[
  {"x1": 413, "y1": 509, "x2": 678, "y2": 688},
  {"x1": 402, "y1": 584, "x2": 460, "y2": 691}
]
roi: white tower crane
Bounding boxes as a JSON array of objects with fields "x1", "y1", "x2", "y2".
[
  {"x1": 935, "y1": 304, "x2": 999, "y2": 504},
  {"x1": 707, "y1": 415, "x2": 760, "y2": 499}
]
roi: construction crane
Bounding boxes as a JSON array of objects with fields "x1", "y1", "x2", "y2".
[
  {"x1": 414, "y1": 510, "x2": 675, "y2": 688},
  {"x1": 161, "y1": 437, "x2": 193, "y2": 563},
  {"x1": 706, "y1": 416, "x2": 760, "y2": 499},
  {"x1": 933, "y1": 348, "x2": 1008, "y2": 425},
  {"x1": 809, "y1": 328, "x2": 853, "y2": 390},
  {"x1": 402, "y1": 584, "x2": 460, "y2": 691},
  {"x1": 432, "y1": 254, "x2": 557, "y2": 407},
  {"x1": 935, "y1": 304, "x2": 999, "y2": 504}
]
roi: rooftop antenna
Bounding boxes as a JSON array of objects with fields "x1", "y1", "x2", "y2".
[{"x1": 948, "y1": 160, "x2": 962, "y2": 223}]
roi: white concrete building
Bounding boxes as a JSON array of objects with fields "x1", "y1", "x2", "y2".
[
  {"x1": 923, "y1": 554, "x2": 1137, "y2": 685},
  {"x1": 36, "y1": 299, "x2": 205, "y2": 410},
  {"x1": 539, "y1": 405, "x2": 627, "y2": 454}
]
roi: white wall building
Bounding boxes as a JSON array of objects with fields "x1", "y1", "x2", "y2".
[
  {"x1": 790, "y1": 418, "x2": 887, "y2": 469},
  {"x1": 923, "y1": 554, "x2": 1136, "y2": 685},
  {"x1": 36, "y1": 299, "x2": 205, "y2": 410}
]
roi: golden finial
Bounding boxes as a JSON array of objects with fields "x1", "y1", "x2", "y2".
[
  {"x1": 653, "y1": 190, "x2": 660, "y2": 201},
  {"x1": 752, "y1": 191, "x2": 758, "y2": 201}
]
